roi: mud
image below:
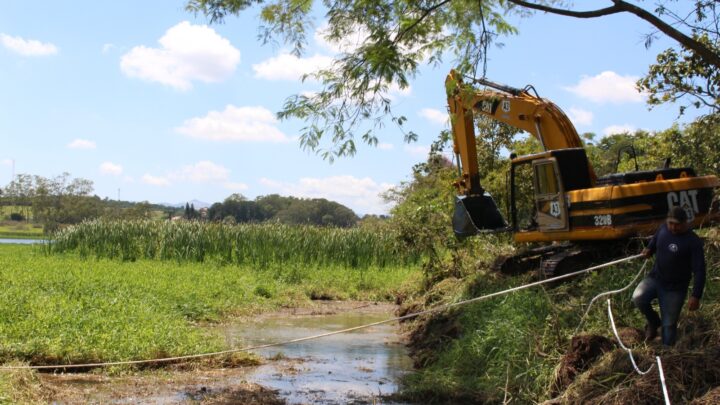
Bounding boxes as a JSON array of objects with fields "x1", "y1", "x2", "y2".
[
  {"x1": 42, "y1": 301, "x2": 413, "y2": 404},
  {"x1": 43, "y1": 369, "x2": 284, "y2": 404}
]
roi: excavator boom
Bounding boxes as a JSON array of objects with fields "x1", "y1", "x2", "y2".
[{"x1": 446, "y1": 70, "x2": 597, "y2": 199}]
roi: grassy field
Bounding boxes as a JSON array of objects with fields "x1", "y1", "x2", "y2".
[{"x1": 0, "y1": 244, "x2": 418, "y2": 370}]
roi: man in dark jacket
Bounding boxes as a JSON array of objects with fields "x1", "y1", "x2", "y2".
[{"x1": 632, "y1": 206, "x2": 706, "y2": 346}]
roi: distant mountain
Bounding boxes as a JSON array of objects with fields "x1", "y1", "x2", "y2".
[{"x1": 157, "y1": 199, "x2": 212, "y2": 209}]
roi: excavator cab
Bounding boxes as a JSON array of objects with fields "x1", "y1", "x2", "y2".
[{"x1": 509, "y1": 148, "x2": 592, "y2": 233}]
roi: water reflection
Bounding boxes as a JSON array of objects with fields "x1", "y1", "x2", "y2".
[
  {"x1": 222, "y1": 312, "x2": 414, "y2": 404},
  {"x1": 0, "y1": 238, "x2": 45, "y2": 245}
]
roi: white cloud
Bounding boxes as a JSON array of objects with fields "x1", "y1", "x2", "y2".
[
  {"x1": 67, "y1": 139, "x2": 96, "y2": 149},
  {"x1": 142, "y1": 161, "x2": 240, "y2": 188},
  {"x1": 259, "y1": 175, "x2": 394, "y2": 214},
  {"x1": 387, "y1": 81, "x2": 412, "y2": 98},
  {"x1": 0, "y1": 34, "x2": 58, "y2": 56},
  {"x1": 378, "y1": 143, "x2": 394, "y2": 150},
  {"x1": 170, "y1": 161, "x2": 229, "y2": 183},
  {"x1": 120, "y1": 21, "x2": 240, "y2": 91},
  {"x1": 313, "y1": 23, "x2": 368, "y2": 54},
  {"x1": 224, "y1": 182, "x2": 249, "y2": 191},
  {"x1": 253, "y1": 53, "x2": 333, "y2": 81},
  {"x1": 603, "y1": 124, "x2": 637, "y2": 136},
  {"x1": 142, "y1": 174, "x2": 170, "y2": 187},
  {"x1": 404, "y1": 144, "x2": 430, "y2": 157},
  {"x1": 1, "y1": 159, "x2": 12, "y2": 166},
  {"x1": 419, "y1": 108, "x2": 447, "y2": 125},
  {"x1": 176, "y1": 105, "x2": 290, "y2": 142},
  {"x1": 565, "y1": 71, "x2": 644, "y2": 103},
  {"x1": 99, "y1": 162, "x2": 123, "y2": 176},
  {"x1": 568, "y1": 107, "x2": 594, "y2": 126}
]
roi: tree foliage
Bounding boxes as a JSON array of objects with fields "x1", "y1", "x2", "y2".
[
  {"x1": 2, "y1": 173, "x2": 102, "y2": 232},
  {"x1": 207, "y1": 193, "x2": 359, "y2": 226},
  {"x1": 187, "y1": 0, "x2": 719, "y2": 157},
  {"x1": 637, "y1": 1, "x2": 719, "y2": 114},
  {"x1": 585, "y1": 114, "x2": 720, "y2": 177},
  {"x1": 187, "y1": 0, "x2": 522, "y2": 160}
]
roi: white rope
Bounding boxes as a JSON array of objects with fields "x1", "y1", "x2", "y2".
[
  {"x1": 606, "y1": 298, "x2": 655, "y2": 375},
  {"x1": 0, "y1": 254, "x2": 644, "y2": 371},
  {"x1": 605, "y1": 294, "x2": 672, "y2": 404},
  {"x1": 574, "y1": 259, "x2": 648, "y2": 335},
  {"x1": 656, "y1": 356, "x2": 671, "y2": 405}
]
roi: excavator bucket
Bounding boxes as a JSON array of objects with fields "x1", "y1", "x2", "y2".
[{"x1": 453, "y1": 193, "x2": 508, "y2": 238}]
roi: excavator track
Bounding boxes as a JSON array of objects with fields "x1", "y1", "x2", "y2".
[{"x1": 494, "y1": 240, "x2": 644, "y2": 279}]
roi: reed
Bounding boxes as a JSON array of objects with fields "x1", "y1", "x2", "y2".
[{"x1": 49, "y1": 219, "x2": 420, "y2": 268}]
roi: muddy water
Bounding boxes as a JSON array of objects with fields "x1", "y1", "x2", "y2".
[
  {"x1": 222, "y1": 310, "x2": 414, "y2": 404},
  {"x1": 44, "y1": 304, "x2": 415, "y2": 404}
]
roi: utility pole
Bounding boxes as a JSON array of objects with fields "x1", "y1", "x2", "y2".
[{"x1": 117, "y1": 188, "x2": 121, "y2": 201}]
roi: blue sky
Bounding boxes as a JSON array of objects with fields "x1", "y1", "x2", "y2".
[{"x1": 0, "y1": 1, "x2": 704, "y2": 215}]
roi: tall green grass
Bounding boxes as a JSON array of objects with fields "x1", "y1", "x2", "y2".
[{"x1": 49, "y1": 219, "x2": 420, "y2": 268}]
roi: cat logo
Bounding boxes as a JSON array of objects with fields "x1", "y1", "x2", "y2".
[{"x1": 667, "y1": 189, "x2": 699, "y2": 222}]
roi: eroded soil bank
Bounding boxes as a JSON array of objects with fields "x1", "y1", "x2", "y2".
[{"x1": 42, "y1": 301, "x2": 414, "y2": 404}]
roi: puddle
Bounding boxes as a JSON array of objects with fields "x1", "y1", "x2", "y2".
[
  {"x1": 42, "y1": 304, "x2": 415, "y2": 404},
  {"x1": 221, "y1": 310, "x2": 414, "y2": 404}
]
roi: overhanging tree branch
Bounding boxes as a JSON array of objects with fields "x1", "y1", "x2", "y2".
[
  {"x1": 507, "y1": 0, "x2": 720, "y2": 70},
  {"x1": 393, "y1": 0, "x2": 453, "y2": 44}
]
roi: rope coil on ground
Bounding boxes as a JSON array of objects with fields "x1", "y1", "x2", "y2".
[{"x1": 0, "y1": 253, "x2": 644, "y2": 371}]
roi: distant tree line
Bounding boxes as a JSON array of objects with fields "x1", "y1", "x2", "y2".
[
  {"x1": 0, "y1": 175, "x2": 364, "y2": 232},
  {"x1": 0, "y1": 173, "x2": 157, "y2": 232},
  {"x1": 207, "y1": 193, "x2": 359, "y2": 227}
]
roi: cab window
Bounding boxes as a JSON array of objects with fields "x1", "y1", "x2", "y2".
[{"x1": 535, "y1": 163, "x2": 558, "y2": 195}]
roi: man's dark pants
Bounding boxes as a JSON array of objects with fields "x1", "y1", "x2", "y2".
[{"x1": 632, "y1": 277, "x2": 686, "y2": 346}]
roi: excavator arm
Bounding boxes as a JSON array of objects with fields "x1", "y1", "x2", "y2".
[{"x1": 446, "y1": 70, "x2": 596, "y2": 198}]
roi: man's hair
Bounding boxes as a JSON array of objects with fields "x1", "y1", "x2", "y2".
[{"x1": 667, "y1": 206, "x2": 688, "y2": 223}]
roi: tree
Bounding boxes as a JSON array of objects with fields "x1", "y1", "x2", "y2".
[
  {"x1": 3, "y1": 174, "x2": 35, "y2": 221},
  {"x1": 186, "y1": 0, "x2": 719, "y2": 158}
]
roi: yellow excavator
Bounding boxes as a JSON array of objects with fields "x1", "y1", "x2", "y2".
[{"x1": 446, "y1": 70, "x2": 720, "y2": 275}]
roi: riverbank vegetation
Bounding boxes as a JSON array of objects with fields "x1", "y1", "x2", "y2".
[
  {"x1": 48, "y1": 220, "x2": 420, "y2": 268},
  {"x1": 394, "y1": 230, "x2": 719, "y2": 403}
]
